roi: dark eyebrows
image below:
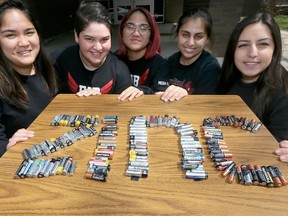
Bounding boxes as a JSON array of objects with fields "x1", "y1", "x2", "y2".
[
  {"x1": 258, "y1": 38, "x2": 273, "y2": 42},
  {"x1": 237, "y1": 40, "x2": 249, "y2": 43},
  {"x1": 195, "y1": 32, "x2": 206, "y2": 36},
  {"x1": 1, "y1": 27, "x2": 36, "y2": 34},
  {"x1": 83, "y1": 35, "x2": 110, "y2": 40},
  {"x1": 1, "y1": 29, "x2": 15, "y2": 34},
  {"x1": 102, "y1": 35, "x2": 110, "y2": 40},
  {"x1": 125, "y1": 22, "x2": 149, "y2": 26},
  {"x1": 180, "y1": 30, "x2": 206, "y2": 35},
  {"x1": 238, "y1": 38, "x2": 272, "y2": 43},
  {"x1": 180, "y1": 30, "x2": 190, "y2": 34}
]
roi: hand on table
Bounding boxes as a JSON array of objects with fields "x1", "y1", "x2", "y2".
[
  {"x1": 76, "y1": 88, "x2": 101, "y2": 97},
  {"x1": 6, "y1": 128, "x2": 35, "y2": 149},
  {"x1": 275, "y1": 140, "x2": 288, "y2": 162},
  {"x1": 117, "y1": 86, "x2": 144, "y2": 101},
  {"x1": 157, "y1": 85, "x2": 188, "y2": 102}
]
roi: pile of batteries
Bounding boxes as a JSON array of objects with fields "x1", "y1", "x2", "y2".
[
  {"x1": 51, "y1": 114, "x2": 99, "y2": 127},
  {"x1": 14, "y1": 115, "x2": 98, "y2": 179},
  {"x1": 235, "y1": 164, "x2": 287, "y2": 187},
  {"x1": 126, "y1": 115, "x2": 208, "y2": 181},
  {"x1": 175, "y1": 123, "x2": 208, "y2": 180},
  {"x1": 14, "y1": 157, "x2": 76, "y2": 179},
  {"x1": 146, "y1": 114, "x2": 180, "y2": 127},
  {"x1": 126, "y1": 116, "x2": 148, "y2": 180},
  {"x1": 22, "y1": 124, "x2": 97, "y2": 159},
  {"x1": 85, "y1": 115, "x2": 118, "y2": 182},
  {"x1": 203, "y1": 115, "x2": 262, "y2": 133},
  {"x1": 202, "y1": 118, "x2": 287, "y2": 187}
]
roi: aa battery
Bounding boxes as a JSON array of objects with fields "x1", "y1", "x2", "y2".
[{"x1": 186, "y1": 170, "x2": 208, "y2": 180}]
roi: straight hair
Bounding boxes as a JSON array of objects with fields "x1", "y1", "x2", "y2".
[
  {"x1": 0, "y1": 0, "x2": 58, "y2": 109},
  {"x1": 217, "y1": 12, "x2": 288, "y2": 122}
]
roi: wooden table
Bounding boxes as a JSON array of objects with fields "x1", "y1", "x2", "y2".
[{"x1": 0, "y1": 94, "x2": 287, "y2": 215}]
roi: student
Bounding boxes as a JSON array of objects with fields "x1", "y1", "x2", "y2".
[
  {"x1": 216, "y1": 13, "x2": 288, "y2": 162},
  {"x1": 54, "y1": 1, "x2": 131, "y2": 96},
  {"x1": 0, "y1": 0, "x2": 58, "y2": 157},
  {"x1": 116, "y1": 7, "x2": 169, "y2": 101},
  {"x1": 159, "y1": 8, "x2": 221, "y2": 102}
]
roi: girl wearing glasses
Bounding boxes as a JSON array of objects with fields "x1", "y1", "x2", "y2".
[
  {"x1": 54, "y1": 1, "x2": 131, "y2": 96},
  {"x1": 0, "y1": 0, "x2": 58, "y2": 157},
  {"x1": 117, "y1": 7, "x2": 169, "y2": 101},
  {"x1": 216, "y1": 13, "x2": 288, "y2": 163},
  {"x1": 159, "y1": 8, "x2": 221, "y2": 102}
]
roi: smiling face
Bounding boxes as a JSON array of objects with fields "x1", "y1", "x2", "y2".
[
  {"x1": 75, "y1": 22, "x2": 111, "y2": 70},
  {"x1": 177, "y1": 18, "x2": 208, "y2": 65},
  {"x1": 122, "y1": 10, "x2": 151, "y2": 60},
  {"x1": 0, "y1": 9, "x2": 40, "y2": 75},
  {"x1": 234, "y1": 22, "x2": 275, "y2": 83}
]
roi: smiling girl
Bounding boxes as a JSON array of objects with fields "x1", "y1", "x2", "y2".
[
  {"x1": 159, "y1": 8, "x2": 220, "y2": 102},
  {"x1": 117, "y1": 7, "x2": 169, "y2": 101},
  {"x1": 217, "y1": 13, "x2": 288, "y2": 162},
  {"x1": 0, "y1": 0, "x2": 58, "y2": 157},
  {"x1": 54, "y1": 1, "x2": 131, "y2": 96}
]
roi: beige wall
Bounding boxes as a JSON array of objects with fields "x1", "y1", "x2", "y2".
[
  {"x1": 165, "y1": 0, "x2": 183, "y2": 23},
  {"x1": 209, "y1": 0, "x2": 244, "y2": 56}
]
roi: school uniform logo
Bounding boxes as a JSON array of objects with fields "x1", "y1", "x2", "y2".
[
  {"x1": 68, "y1": 71, "x2": 114, "y2": 94},
  {"x1": 131, "y1": 69, "x2": 149, "y2": 86},
  {"x1": 169, "y1": 78, "x2": 194, "y2": 94}
]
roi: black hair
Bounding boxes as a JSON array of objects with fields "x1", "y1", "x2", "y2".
[
  {"x1": 176, "y1": 8, "x2": 214, "y2": 46},
  {"x1": 74, "y1": 0, "x2": 112, "y2": 36},
  {"x1": 217, "y1": 12, "x2": 288, "y2": 122},
  {"x1": 0, "y1": 0, "x2": 58, "y2": 109}
]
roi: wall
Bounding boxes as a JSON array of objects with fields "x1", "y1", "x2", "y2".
[
  {"x1": 168, "y1": 0, "x2": 245, "y2": 57},
  {"x1": 22, "y1": 0, "x2": 247, "y2": 57},
  {"x1": 209, "y1": 0, "x2": 244, "y2": 57},
  {"x1": 22, "y1": 0, "x2": 78, "y2": 42},
  {"x1": 183, "y1": 0, "x2": 210, "y2": 10},
  {"x1": 165, "y1": 0, "x2": 183, "y2": 23}
]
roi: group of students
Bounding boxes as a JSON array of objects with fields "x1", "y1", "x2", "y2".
[{"x1": 0, "y1": 0, "x2": 287, "y2": 162}]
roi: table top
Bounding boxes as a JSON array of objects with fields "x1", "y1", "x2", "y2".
[{"x1": 0, "y1": 94, "x2": 286, "y2": 216}]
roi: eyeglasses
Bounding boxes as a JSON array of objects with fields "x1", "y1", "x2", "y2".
[{"x1": 124, "y1": 23, "x2": 150, "y2": 35}]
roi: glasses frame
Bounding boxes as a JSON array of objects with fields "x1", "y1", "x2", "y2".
[{"x1": 123, "y1": 23, "x2": 151, "y2": 35}]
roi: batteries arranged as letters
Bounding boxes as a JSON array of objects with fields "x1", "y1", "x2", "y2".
[
  {"x1": 85, "y1": 115, "x2": 119, "y2": 182},
  {"x1": 202, "y1": 116, "x2": 287, "y2": 187},
  {"x1": 126, "y1": 115, "x2": 208, "y2": 181},
  {"x1": 203, "y1": 115, "x2": 262, "y2": 133},
  {"x1": 127, "y1": 115, "x2": 148, "y2": 180},
  {"x1": 176, "y1": 123, "x2": 207, "y2": 180},
  {"x1": 14, "y1": 157, "x2": 77, "y2": 179},
  {"x1": 51, "y1": 114, "x2": 99, "y2": 127},
  {"x1": 23, "y1": 124, "x2": 97, "y2": 160}
]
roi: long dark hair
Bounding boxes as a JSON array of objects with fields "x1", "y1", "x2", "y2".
[
  {"x1": 0, "y1": 0, "x2": 58, "y2": 109},
  {"x1": 117, "y1": 7, "x2": 161, "y2": 60},
  {"x1": 217, "y1": 12, "x2": 288, "y2": 122}
]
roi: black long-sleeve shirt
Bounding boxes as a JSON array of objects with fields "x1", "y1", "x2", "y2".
[
  {"x1": 227, "y1": 79, "x2": 288, "y2": 141},
  {"x1": 120, "y1": 54, "x2": 169, "y2": 94},
  {"x1": 0, "y1": 73, "x2": 53, "y2": 157},
  {"x1": 167, "y1": 50, "x2": 221, "y2": 94},
  {"x1": 54, "y1": 45, "x2": 132, "y2": 94}
]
